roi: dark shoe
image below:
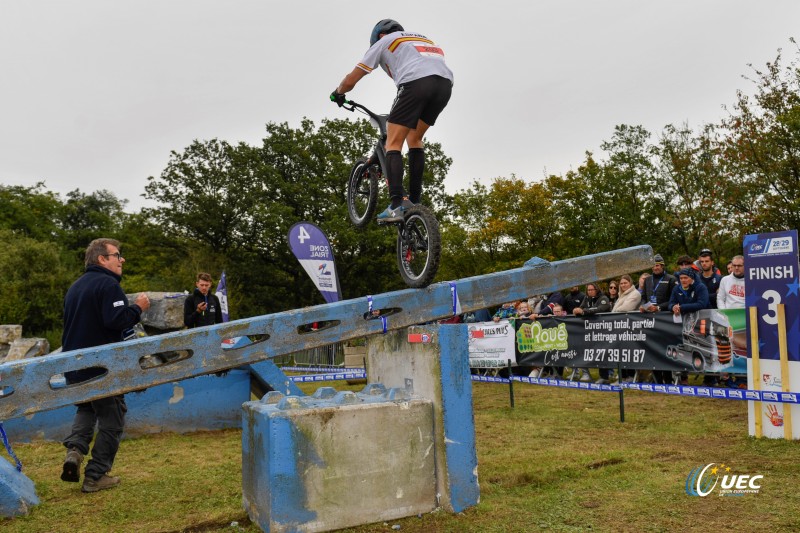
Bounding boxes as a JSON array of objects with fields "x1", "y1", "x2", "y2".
[
  {"x1": 82, "y1": 474, "x2": 121, "y2": 493},
  {"x1": 61, "y1": 448, "x2": 84, "y2": 483}
]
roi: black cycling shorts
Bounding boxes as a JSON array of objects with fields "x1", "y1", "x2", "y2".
[{"x1": 388, "y1": 75, "x2": 453, "y2": 129}]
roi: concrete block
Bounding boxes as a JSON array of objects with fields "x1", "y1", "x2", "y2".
[
  {"x1": 367, "y1": 324, "x2": 480, "y2": 513},
  {"x1": 343, "y1": 346, "x2": 366, "y2": 368},
  {"x1": 0, "y1": 325, "x2": 22, "y2": 344},
  {"x1": 126, "y1": 292, "x2": 186, "y2": 331},
  {"x1": 242, "y1": 388, "x2": 436, "y2": 532},
  {"x1": 4, "y1": 338, "x2": 49, "y2": 362},
  {"x1": 0, "y1": 457, "x2": 39, "y2": 517}
]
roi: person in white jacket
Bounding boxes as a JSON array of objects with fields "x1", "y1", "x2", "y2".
[
  {"x1": 612, "y1": 275, "x2": 642, "y2": 312},
  {"x1": 717, "y1": 255, "x2": 745, "y2": 309}
]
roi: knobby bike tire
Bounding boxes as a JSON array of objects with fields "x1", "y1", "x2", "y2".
[
  {"x1": 346, "y1": 160, "x2": 379, "y2": 228},
  {"x1": 396, "y1": 205, "x2": 441, "y2": 288}
]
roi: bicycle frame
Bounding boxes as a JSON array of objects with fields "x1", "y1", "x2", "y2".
[
  {"x1": 342, "y1": 101, "x2": 389, "y2": 183},
  {"x1": 338, "y1": 99, "x2": 442, "y2": 288}
]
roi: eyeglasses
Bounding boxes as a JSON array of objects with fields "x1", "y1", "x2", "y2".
[
  {"x1": 102, "y1": 252, "x2": 124, "y2": 261},
  {"x1": 609, "y1": 286, "x2": 618, "y2": 290}
]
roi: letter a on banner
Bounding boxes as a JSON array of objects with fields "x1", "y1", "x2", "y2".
[{"x1": 288, "y1": 222, "x2": 342, "y2": 303}]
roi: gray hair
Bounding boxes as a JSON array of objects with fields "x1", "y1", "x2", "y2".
[{"x1": 85, "y1": 238, "x2": 120, "y2": 268}]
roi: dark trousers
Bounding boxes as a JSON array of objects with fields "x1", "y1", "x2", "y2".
[{"x1": 63, "y1": 395, "x2": 127, "y2": 480}]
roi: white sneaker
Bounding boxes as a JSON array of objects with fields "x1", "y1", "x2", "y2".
[
  {"x1": 580, "y1": 371, "x2": 592, "y2": 382},
  {"x1": 529, "y1": 368, "x2": 540, "y2": 378},
  {"x1": 595, "y1": 378, "x2": 609, "y2": 385}
]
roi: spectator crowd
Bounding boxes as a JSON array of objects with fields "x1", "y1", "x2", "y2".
[{"x1": 469, "y1": 249, "x2": 747, "y2": 388}]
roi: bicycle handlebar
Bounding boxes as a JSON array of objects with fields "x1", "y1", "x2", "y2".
[{"x1": 340, "y1": 99, "x2": 382, "y2": 122}]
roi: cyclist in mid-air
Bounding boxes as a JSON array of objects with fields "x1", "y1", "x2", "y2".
[{"x1": 331, "y1": 19, "x2": 454, "y2": 222}]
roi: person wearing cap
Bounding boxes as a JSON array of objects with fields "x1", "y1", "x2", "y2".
[
  {"x1": 693, "y1": 249, "x2": 722, "y2": 308},
  {"x1": 668, "y1": 268, "x2": 710, "y2": 316},
  {"x1": 692, "y1": 248, "x2": 722, "y2": 275},
  {"x1": 639, "y1": 254, "x2": 677, "y2": 313}
]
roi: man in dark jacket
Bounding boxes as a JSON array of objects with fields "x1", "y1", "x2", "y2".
[
  {"x1": 184, "y1": 272, "x2": 223, "y2": 328},
  {"x1": 639, "y1": 254, "x2": 677, "y2": 313},
  {"x1": 669, "y1": 268, "x2": 711, "y2": 316},
  {"x1": 564, "y1": 286, "x2": 586, "y2": 314},
  {"x1": 61, "y1": 238, "x2": 150, "y2": 493},
  {"x1": 693, "y1": 249, "x2": 722, "y2": 308}
]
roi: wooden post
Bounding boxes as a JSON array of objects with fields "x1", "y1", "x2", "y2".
[
  {"x1": 778, "y1": 304, "x2": 793, "y2": 440},
  {"x1": 749, "y1": 306, "x2": 762, "y2": 438}
]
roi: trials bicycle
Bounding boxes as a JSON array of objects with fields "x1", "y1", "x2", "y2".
[{"x1": 338, "y1": 99, "x2": 441, "y2": 288}]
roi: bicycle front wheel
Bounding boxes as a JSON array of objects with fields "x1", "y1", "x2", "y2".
[
  {"x1": 396, "y1": 206, "x2": 441, "y2": 288},
  {"x1": 346, "y1": 160, "x2": 379, "y2": 228}
]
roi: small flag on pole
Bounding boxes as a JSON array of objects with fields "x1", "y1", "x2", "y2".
[{"x1": 215, "y1": 271, "x2": 229, "y2": 322}]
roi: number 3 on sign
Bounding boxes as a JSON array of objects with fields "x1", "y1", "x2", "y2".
[
  {"x1": 762, "y1": 289, "x2": 782, "y2": 325},
  {"x1": 297, "y1": 225, "x2": 311, "y2": 244}
]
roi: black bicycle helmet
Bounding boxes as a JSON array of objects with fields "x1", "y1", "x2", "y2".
[{"x1": 370, "y1": 19, "x2": 404, "y2": 46}]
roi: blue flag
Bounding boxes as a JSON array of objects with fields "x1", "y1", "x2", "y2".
[{"x1": 215, "y1": 270, "x2": 230, "y2": 322}]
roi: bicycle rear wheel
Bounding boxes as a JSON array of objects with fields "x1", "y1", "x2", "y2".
[
  {"x1": 346, "y1": 160, "x2": 379, "y2": 228},
  {"x1": 396, "y1": 206, "x2": 441, "y2": 288}
]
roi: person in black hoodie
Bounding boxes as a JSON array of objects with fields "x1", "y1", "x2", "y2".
[
  {"x1": 564, "y1": 286, "x2": 586, "y2": 314},
  {"x1": 184, "y1": 272, "x2": 223, "y2": 328},
  {"x1": 61, "y1": 238, "x2": 150, "y2": 493}
]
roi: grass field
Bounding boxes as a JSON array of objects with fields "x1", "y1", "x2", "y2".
[{"x1": 3, "y1": 378, "x2": 799, "y2": 532}]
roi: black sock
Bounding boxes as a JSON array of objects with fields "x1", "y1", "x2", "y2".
[
  {"x1": 386, "y1": 150, "x2": 404, "y2": 208},
  {"x1": 408, "y1": 147, "x2": 424, "y2": 204}
]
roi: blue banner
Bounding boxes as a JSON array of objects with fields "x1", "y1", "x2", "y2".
[
  {"x1": 744, "y1": 230, "x2": 800, "y2": 362},
  {"x1": 288, "y1": 222, "x2": 342, "y2": 303},
  {"x1": 215, "y1": 270, "x2": 230, "y2": 322}
]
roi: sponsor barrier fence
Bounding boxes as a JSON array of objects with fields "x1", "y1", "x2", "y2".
[
  {"x1": 289, "y1": 367, "x2": 800, "y2": 411},
  {"x1": 468, "y1": 309, "x2": 748, "y2": 376}
]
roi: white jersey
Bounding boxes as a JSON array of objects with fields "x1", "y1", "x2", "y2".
[
  {"x1": 717, "y1": 274, "x2": 745, "y2": 309},
  {"x1": 357, "y1": 31, "x2": 454, "y2": 87}
]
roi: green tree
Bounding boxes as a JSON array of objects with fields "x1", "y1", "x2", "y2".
[
  {"x1": 654, "y1": 123, "x2": 743, "y2": 259},
  {"x1": 0, "y1": 183, "x2": 62, "y2": 241},
  {"x1": 0, "y1": 230, "x2": 75, "y2": 336},
  {"x1": 718, "y1": 40, "x2": 800, "y2": 232},
  {"x1": 59, "y1": 189, "x2": 127, "y2": 257}
]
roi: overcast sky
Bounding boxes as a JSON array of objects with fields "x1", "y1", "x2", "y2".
[{"x1": 1, "y1": 1, "x2": 798, "y2": 212}]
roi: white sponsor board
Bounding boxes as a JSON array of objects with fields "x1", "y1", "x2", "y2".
[{"x1": 467, "y1": 320, "x2": 517, "y2": 369}]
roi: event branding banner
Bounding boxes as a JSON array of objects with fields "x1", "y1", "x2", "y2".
[
  {"x1": 470, "y1": 310, "x2": 747, "y2": 375},
  {"x1": 744, "y1": 229, "x2": 800, "y2": 438},
  {"x1": 744, "y1": 230, "x2": 799, "y2": 362},
  {"x1": 288, "y1": 222, "x2": 342, "y2": 303}
]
